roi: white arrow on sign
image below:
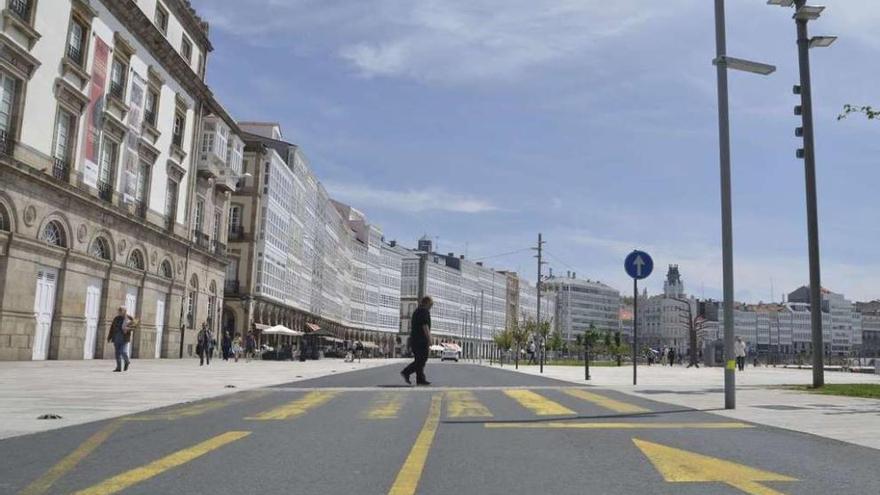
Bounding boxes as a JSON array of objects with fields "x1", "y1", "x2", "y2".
[{"x1": 633, "y1": 255, "x2": 645, "y2": 277}]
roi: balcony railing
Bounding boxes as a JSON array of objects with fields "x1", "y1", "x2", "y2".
[
  {"x1": 0, "y1": 129, "x2": 13, "y2": 156},
  {"x1": 9, "y1": 0, "x2": 30, "y2": 21},
  {"x1": 212, "y1": 240, "x2": 227, "y2": 256},
  {"x1": 172, "y1": 132, "x2": 183, "y2": 148},
  {"x1": 52, "y1": 157, "x2": 69, "y2": 181},
  {"x1": 164, "y1": 214, "x2": 175, "y2": 231},
  {"x1": 227, "y1": 225, "x2": 245, "y2": 241},
  {"x1": 135, "y1": 201, "x2": 147, "y2": 219},
  {"x1": 224, "y1": 280, "x2": 240, "y2": 295},
  {"x1": 144, "y1": 110, "x2": 156, "y2": 127},
  {"x1": 109, "y1": 81, "x2": 124, "y2": 100},
  {"x1": 66, "y1": 44, "x2": 83, "y2": 67},
  {"x1": 192, "y1": 231, "x2": 210, "y2": 251},
  {"x1": 97, "y1": 180, "x2": 112, "y2": 202}
]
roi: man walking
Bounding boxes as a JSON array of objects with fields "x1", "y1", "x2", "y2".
[
  {"x1": 401, "y1": 296, "x2": 433, "y2": 386},
  {"x1": 667, "y1": 347, "x2": 676, "y2": 367},
  {"x1": 734, "y1": 336, "x2": 747, "y2": 371},
  {"x1": 108, "y1": 306, "x2": 136, "y2": 372},
  {"x1": 197, "y1": 324, "x2": 214, "y2": 366}
]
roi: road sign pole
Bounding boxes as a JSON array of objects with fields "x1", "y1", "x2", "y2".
[{"x1": 633, "y1": 278, "x2": 638, "y2": 386}]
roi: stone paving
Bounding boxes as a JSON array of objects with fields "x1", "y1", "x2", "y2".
[
  {"x1": 483, "y1": 361, "x2": 880, "y2": 450},
  {"x1": 0, "y1": 357, "x2": 407, "y2": 439}
]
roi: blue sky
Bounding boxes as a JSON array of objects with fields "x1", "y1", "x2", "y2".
[{"x1": 192, "y1": 0, "x2": 880, "y2": 302}]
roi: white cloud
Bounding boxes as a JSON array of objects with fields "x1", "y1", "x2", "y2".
[{"x1": 324, "y1": 181, "x2": 500, "y2": 214}]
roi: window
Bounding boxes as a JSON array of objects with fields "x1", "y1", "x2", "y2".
[
  {"x1": 172, "y1": 109, "x2": 185, "y2": 147},
  {"x1": 154, "y1": 4, "x2": 169, "y2": 35},
  {"x1": 9, "y1": 0, "x2": 32, "y2": 23},
  {"x1": 187, "y1": 290, "x2": 196, "y2": 328},
  {"x1": 160, "y1": 260, "x2": 173, "y2": 278},
  {"x1": 193, "y1": 198, "x2": 204, "y2": 234},
  {"x1": 212, "y1": 209, "x2": 221, "y2": 242},
  {"x1": 40, "y1": 221, "x2": 66, "y2": 247},
  {"x1": 181, "y1": 36, "x2": 192, "y2": 64},
  {"x1": 66, "y1": 18, "x2": 87, "y2": 67},
  {"x1": 127, "y1": 249, "x2": 145, "y2": 270},
  {"x1": 109, "y1": 59, "x2": 126, "y2": 99},
  {"x1": 89, "y1": 237, "x2": 111, "y2": 260},
  {"x1": 228, "y1": 206, "x2": 241, "y2": 236},
  {"x1": 134, "y1": 162, "x2": 149, "y2": 204},
  {"x1": 97, "y1": 139, "x2": 117, "y2": 200},
  {"x1": 53, "y1": 110, "x2": 74, "y2": 161},
  {"x1": 0, "y1": 73, "x2": 17, "y2": 137},
  {"x1": 165, "y1": 179, "x2": 178, "y2": 221},
  {"x1": 0, "y1": 203, "x2": 10, "y2": 231},
  {"x1": 144, "y1": 88, "x2": 159, "y2": 126}
]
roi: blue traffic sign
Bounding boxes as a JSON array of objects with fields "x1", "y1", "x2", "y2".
[{"x1": 624, "y1": 250, "x2": 653, "y2": 280}]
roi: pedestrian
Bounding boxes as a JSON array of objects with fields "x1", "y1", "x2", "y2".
[
  {"x1": 232, "y1": 333, "x2": 242, "y2": 362},
  {"x1": 107, "y1": 306, "x2": 137, "y2": 372},
  {"x1": 401, "y1": 296, "x2": 433, "y2": 386},
  {"x1": 668, "y1": 348, "x2": 676, "y2": 367},
  {"x1": 527, "y1": 341, "x2": 537, "y2": 365},
  {"x1": 355, "y1": 340, "x2": 364, "y2": 362},
  {"x1": 734, "y1": 336, "x2": 747, "y2": 371},
  {"x1": 197, "y1": 324, "x2": 214, "y2": 366},
  {"x1": 222, "y1": 331, "x2": 231, "y2": 361},
  {"x1": 245, "y1": 331, "x2": 256, "y2": 363}
]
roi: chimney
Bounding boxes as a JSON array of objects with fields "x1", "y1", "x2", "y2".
[
  {"x1": 389, "y1": 240, "x2": 396, "y2": 247},
  {"x1": 476, "y1": 262, "x2": 483, "y2": 266},
  {"x1": 460, "y1": 255, "x2": 464, "y2": 260}
]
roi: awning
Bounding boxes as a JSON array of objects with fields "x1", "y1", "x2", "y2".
[
  {"x1": 305, "y1": 323, "x2": 321, "y2": 332},
  {"x1": 362, "y1": 342, "x2": 379, "y2": 349},
  {"x1": 254, "y1": 323, "x2": 271, "y2": 330},
  {"x1": 262, "y1": 325, "x2": 304, "y2": 337},
  {"x1": 322, "y1": 336, "x2": 344, "y2": 343},
  {"x1": 443, "y1": 343, "x2": 462, "y2": 352}
]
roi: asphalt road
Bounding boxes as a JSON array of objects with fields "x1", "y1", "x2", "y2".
[{"x1": 3, "y1": 361, "x2": 879, "y2": 495}]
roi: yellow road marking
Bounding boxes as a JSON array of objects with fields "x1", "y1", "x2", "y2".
[
  {"x1": 485, "y1": 422, "x2": 753, "y2": 430},
  {"x1": 246, "y1": 391, "x2": 337, "y2": 420},
  {"x1": 136, "y1": 390, "x2": 270, "y2": 420},
  {"x1": 387, "y1": 394, "x2": 442, "y2": 495},
  {"x1": 562, "y1": 389, "x2": 649, "y2": 414},
  {"x1": 633, "y1": 438, "x2": 796, "y2": 495},
  {"x1": 503, "y1": 389, "x2": 575, "y2": 416},
  {"x1": 366, "y1": 392, "x2": 406, "y2": 419},
  {"x1": 445, "y1": 390, "x2": 492, "y2": 418},
  {"x1": 19, "y1": 420, "x2": 123, "y2": 495},
  {"x1": 73, "y1": 431, "x2": 250, "y2": 495}
]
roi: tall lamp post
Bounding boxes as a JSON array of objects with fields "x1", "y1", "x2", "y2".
[
  {"x1": 766, "y1": 0, "x2": 836, "y2": 388},
  {"x1": 713, "y1": 0, "x2": 776, "y2": 409}
]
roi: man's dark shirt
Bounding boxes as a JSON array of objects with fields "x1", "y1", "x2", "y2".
[{"x1": 410, "y1": 306, "x2": 431, "y2": 346}]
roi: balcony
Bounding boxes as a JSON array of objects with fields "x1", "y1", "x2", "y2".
[
  {"x1": 164, "y1": 214, "x2": 175, "y2": 231},
  {"x1": 212, "y1": 240, "x2": 227, "y2": 256},
  {"x1": 97, "y1": 180, "x2": 113, "y2": 202},
  {"x1": 227, "y1": 225, "x2": 245, "y2": 242},
  {"x1": 109, "y1": 81, "x2": 124, "y2": 101},
  {"x1": 52, "y1": 157, "x2": 69, "y2": 181},
  {"x1": 214, "y1": 169, "x2": 236, "y2": 192},
  {"x1": 196, "y1": 157, "x2": 220, "y2": 180},
  {"x1": 66, "y1": 44, "x2": 83, "y2": 67},
  {"x1": 9, "y1": 0, "x2": 30, "y2": 21},
  {"x1": 134, "y1": 201, "x2": 147, "y2": 219},
  {"x1": 0, "y1": 129, "x2": 13, "y2": 156},
  {"x1": 224, "y1": 280, "x2": 240, "y2": 295},
  {"x1": 192, "y1": 231, "x2": 210, "y2": 251}
]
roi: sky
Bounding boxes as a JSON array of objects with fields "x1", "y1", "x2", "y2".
[{"x1": 191, "y1": 0, "x2": 880, "y2": 303}]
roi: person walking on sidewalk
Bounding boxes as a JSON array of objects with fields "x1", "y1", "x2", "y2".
[
  {"x1": 232, "y1": 333, "x2": 243, "y2": 362},
  {"x1": 734, "y1": 336, "x2": 747, "y2": 371},
  {"x1": 197, "y1": 324, "x2": 214, "y2": 366},
  {"x1": 245, "y1": 331, "x2": 257, "y2": 363},
  {"x1": 401, "y1": 296, "x2": 433, "y2": 386},
  {"x1": 108, "y1": 306, "x2": 137, "y2": 372},
  {"x1": 668, "y1": 348, "x2": 676, "y2": 367}
]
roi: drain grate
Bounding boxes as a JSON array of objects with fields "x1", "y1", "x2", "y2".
[
  {"x1": 225, "y1": 384, "x2": 236, "y2": 388},
  {"x1": 37, "y1": 413, "x2": 63, "y2": 420}
]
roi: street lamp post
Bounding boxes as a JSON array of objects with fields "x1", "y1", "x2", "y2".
[
  {"x1": 713, "y1": 0, "x2": 776, "y2": 409},
  {"x1": 767, "y1": 0, "x2": 836, "y2": 388}
]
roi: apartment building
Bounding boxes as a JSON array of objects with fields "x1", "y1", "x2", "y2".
[
  {"x1": 544, "y1": 272, "x2": 621, "y2": 343},
  {"x1": 0, "y1": 0, "x2": 235, "y2": 360}
]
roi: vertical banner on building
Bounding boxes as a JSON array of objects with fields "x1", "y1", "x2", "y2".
[
  {"x1": 81, "y1": 37, "x2": 109, "y2": 188},
  {"x1": 122, "y1": 72, "x2": 146, "y2": 203}
]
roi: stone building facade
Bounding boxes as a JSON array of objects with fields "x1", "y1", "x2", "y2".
[{"x1": 0, "y1": 0, "x2": 234, "y2": 360}]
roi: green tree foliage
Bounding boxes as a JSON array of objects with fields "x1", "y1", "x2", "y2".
[{"x1": 839, "y1": 105, "x2": 879, "y2": 121}]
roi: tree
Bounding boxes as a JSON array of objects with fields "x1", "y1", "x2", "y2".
[
  {"x1": 547, "y1": 329, "x2": 564, "y2": 355},
  {"x1": 509, "y1": 317, "x2": 531, "y2": 369},
  {"x1": 493, "y1": 329, "x2": 513, "y2": 367},
  {"x1": 839, "y1": 105, "x2": 879, "y2": 121}
]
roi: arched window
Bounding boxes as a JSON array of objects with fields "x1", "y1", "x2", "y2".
[
  {"x1": 40, "y1": 220, "x2": 66, "y2": 247},
  {"x1": 0, "y1": 203, "x2": 9, "y2": 231},
  {"x1": 190, "y1": 274, "x2": 198, "y2": 289},
  {"x1": 209, "y1": 280, "x2": 217, "y2": 294},
  {"x1": 89, "y1": 237, "x2": 111, "y2": 260},
  {"x1": 127, "y1": 249, "x2": 145, "y2": 270},
  {"x1": 160, "y1": 260, "x2": 173, "y2": 279}
]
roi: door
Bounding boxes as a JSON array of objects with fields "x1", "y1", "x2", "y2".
[
  {"x1": 32, "y1": 268, "x2": 58, "y2": 360},
  {"x1": 124, "y1": 287, "x2": 138, "y2": 356},
  {"x1": 83, "y1": 281, "x2": 102, "y2": 359},
  {"x1": 155, "y1": 297, "x2": 166, "y2": 359}
]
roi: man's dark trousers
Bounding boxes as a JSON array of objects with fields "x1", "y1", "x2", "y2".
[
  {"x1": 114, "y1": 342, "x2": 130, "y2": 370},
  {"x1": 403, "y1": 342, "x2": 428, "y2": 383}
]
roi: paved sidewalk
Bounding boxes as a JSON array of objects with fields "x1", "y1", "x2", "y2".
[
  {"x1": 484, "y1": 361, "x2": 880, "y2": 450},
  {"x1": 0, "y1": 357, "x2": 407, "y2": 439}
]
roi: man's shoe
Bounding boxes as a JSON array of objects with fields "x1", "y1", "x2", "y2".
[
  {"x1": 112, "y1": 368, "x2": 121, "y2": 372},
  {"x1": 400, "y1": 372, "x2": 411, "y2": 385},
  {"x1": 416, "y1": 381, "x2": 431, "y2": 386},
  {"x1": 124, "y1": 362, "x2": 129, "y2": 371}
]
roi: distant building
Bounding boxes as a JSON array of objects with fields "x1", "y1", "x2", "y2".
[
  {"x1": 636, "y1": 265, "x2": 696, "y2": 354},
  {"x1": 544, "y1": 272, "x2": 620, "y2": 342}
]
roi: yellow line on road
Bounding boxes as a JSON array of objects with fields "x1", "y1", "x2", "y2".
[
  {"x1": 366, "y1": 392, "x2": 406, "y2": 419},
  {"x1": 503, "y1": 389, "x2": 575, "y2": 416},
  {"x1": 246, "y1": 391, "x2": 337, "y2": 420},
  {"x1": 633, "y1": 438, "x2": 796, "y2": 495},
  {"x1": 445, "y1": 390, "x2": 492, "y2": 418},
  {"x1": 72, "y1": 431, "x2": 250, "y2": 495},
  {"x1": 562, "y1": 389, "x2": 650, "y2": 414},
  {"x1": 387, "y1": 394, "x2": 442, "y2": 495},
  {"x1": 18, "y1": 420, "x2": 123, "y2": 495},
  {"x1": 485, "y1": 422, "x2": 753, "y2": 430},
  {"x1": 137, "y1": 390, "x2": 270, "y2": 420}
]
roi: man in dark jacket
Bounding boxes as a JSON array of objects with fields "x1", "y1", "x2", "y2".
[
  {"x1": 107, "y1": 306, "x2": 135, "y2": 372},
  {"x1": 401, "y1": 296, "x2": 433, "y2": 386}
]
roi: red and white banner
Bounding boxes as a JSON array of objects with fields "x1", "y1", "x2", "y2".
[{"x1": 80, "y1": 36, "x2": 109, "y2": 188}]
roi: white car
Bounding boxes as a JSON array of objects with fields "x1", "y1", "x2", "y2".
[{"x1": 440, "y1": 347, "x2": 461, "y2": 362}]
